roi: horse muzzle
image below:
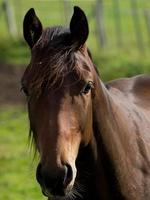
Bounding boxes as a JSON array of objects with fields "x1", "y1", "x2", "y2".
[{"x1": 36, "y1": 162, "x2": 75, "y2": 197}]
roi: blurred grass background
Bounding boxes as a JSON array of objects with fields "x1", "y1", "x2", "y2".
[
  {"x1": 0, "y1": 0, "x2": 150, "y2": 80},
  {"x1": 0, "y1": 107, "x2": 44, "y2": 200},
  {"x1": 0, "y1": 0, "x2": 150, "y2": 199}
]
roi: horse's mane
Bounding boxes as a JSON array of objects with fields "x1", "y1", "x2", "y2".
[{"x1": 22, "y1": 26, "x2": 94, "y2": 97}]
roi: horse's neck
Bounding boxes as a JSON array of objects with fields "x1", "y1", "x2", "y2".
[
  {"x1": 93, "y1": 80, "x2": 121, "y2": 152},
  {"x1": 93, "y1": 79, "x2": 134, "y2": 199}
]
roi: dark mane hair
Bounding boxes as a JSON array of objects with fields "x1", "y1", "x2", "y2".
[{"x1": 22, "y1": 26, "x2": 94, "y2": 97}]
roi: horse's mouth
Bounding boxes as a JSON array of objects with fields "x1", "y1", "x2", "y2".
[
  {"x1": 42, "y1": 189, "x2": 64, "y2": 198},
  {"x1": 42, "y1": 189, "x2": 53, "y2": 198},
  {"x1": 41, "y1": 185, "x2": 73, "y2": 199}
]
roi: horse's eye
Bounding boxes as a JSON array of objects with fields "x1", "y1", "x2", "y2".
[
  {"x1": 21, "y1": 86, "x2": 29, "y2": 96},
  {"x1": 81, "y1": 81, "x2": 94, "y2": 95}
]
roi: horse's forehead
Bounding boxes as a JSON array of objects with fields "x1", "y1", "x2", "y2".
[{"x1": 32, "y1": 28, "x2": 70, "y2": 54}]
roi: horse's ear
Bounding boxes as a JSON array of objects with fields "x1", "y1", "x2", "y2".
[
  {"x1": 70, "y1": 6, "x2": 89, "y2": 47},
  {"x1": 23, "y1": 8, "x2": 43, "y2": 48}
]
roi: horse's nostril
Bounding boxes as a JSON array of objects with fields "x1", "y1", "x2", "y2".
[
  {"x1": 64, "y1": 164, "x2": 73, "y2": 187},
  {"x1": 36, "y1": 163, "x2": 43, "y2": 184}
]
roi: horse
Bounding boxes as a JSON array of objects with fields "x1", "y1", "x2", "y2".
[{"x1": 22, "y1": 6, "x2": 150, "y2": 200}]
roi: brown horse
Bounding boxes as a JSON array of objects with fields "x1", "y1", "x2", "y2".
[{"x1": 22, "y1": 6, "x2": 150, "y2": 200}]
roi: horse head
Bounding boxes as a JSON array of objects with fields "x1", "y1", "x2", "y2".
[{"x1": 22, "y1": 6, "x2": 99, "y2": 199}]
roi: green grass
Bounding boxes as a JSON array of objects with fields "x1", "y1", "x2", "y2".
[
  {"x1": 0, "y1": 106, "x2": 45, "y2": 200},
  {"x1": 0, "y1": 39, "x2": 30, "y2": 65}
]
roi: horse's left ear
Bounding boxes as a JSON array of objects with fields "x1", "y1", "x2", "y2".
[
  {"x1": 23, "y1": 8, "x2": 43, "y2": 48},
  {"x1": 70, "y1": 6, "x2": 89, "y2": 47}
]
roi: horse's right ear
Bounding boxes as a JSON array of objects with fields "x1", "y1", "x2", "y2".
[{"x1": 23, "y1": 8, "x2": 43, "y2": 48}]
